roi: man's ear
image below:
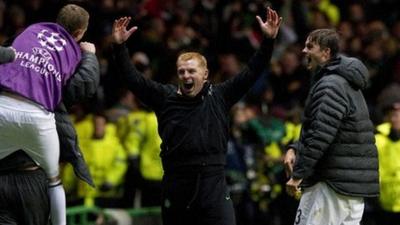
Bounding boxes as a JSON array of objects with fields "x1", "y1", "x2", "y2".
[
  {"x1": 204, "y1": 69, "x2": 209, "y2": 80},
  {"x1": 323, "y1": 47, "x2": 331, "y2": 60},
  {"x1": 71, "y1": 28, "x2": 86, "y2": 41}
]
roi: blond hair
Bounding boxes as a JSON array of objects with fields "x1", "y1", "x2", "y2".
[{"x1": 176, "y1": 52, "x2": 207, "y2": 69}]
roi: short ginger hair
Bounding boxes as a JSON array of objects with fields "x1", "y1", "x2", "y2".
[{"x1": 176, "y1": 52, "x2": 208, "y2": 69}]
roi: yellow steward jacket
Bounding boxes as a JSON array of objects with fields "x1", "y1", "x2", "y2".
[
  {"x1": 74, "y1": 115, "x2": 127, "y2": 203},
  {"x1": 117, "y1": 111, "x2": 163, "y2": 181},
  {"x1": 376, "y1": 123, "x2": 400, "y2": 212}
]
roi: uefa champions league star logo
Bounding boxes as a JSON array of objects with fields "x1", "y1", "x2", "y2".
[{"x1": 37, "y1": 29, "x2": 67, "y2": 52}]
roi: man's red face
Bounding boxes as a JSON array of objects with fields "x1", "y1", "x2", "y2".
[{"x1": 177, "y1": 58, "x2": 208, "y2": 97}]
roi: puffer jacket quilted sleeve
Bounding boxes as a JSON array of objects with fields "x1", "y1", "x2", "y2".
[{"x1": 293, "y1": 55, "x2": 379, "y2": 197}]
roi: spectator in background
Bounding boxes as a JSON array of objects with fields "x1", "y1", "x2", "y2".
[
  {"x1": 313, "y1": 0, "x2": 340, "y2": 26},
  {"x1": 3, "y1": 4, "x2": 26, "y2": 36},
  {"x1": 116, "y1": 99, "x2": 163, "y2": 207},
  {"x1": 71, "y1": 113, "x2": 127, "y2": 208},
  {"x1": 268, "y1": 46, "x2": 309, "y2": 110},
  {"x1": 213, "y1": 52, "x2": 243, "y2": 83},
  {"x1": 374, "y1": 84, "x2": 400, "y2": 225},
  {"x1": 284, "y1": 29, "x2": 379, "y2": 225},
  {"x1": 226, "y1": 103, "x2": 257, "y2": 225}
]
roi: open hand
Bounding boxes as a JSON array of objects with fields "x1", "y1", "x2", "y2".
[
  {"x1": 256, "y1": 7, "x2": 282, "y2": 39},
  {"x1": 112, "y1": 17, "x2": 138, "y2": 44}
]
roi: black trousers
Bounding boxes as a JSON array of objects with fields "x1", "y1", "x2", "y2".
[
  {"x1": 0, "y1": 168, "x2": 49, "y2": 225},
  {"x1": 141, "y1": 178, "x2": 162, "y2": 207},
  {"x1": 120, "y1": 157, "x2": 142, "y2": 208},
  {"x1": 161, "y1": 166, "x2": 236, "y2": 225}
]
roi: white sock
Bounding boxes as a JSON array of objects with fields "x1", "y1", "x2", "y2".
[{"x1": 48, "y1": 181, "x2": 67, "y2": 225}]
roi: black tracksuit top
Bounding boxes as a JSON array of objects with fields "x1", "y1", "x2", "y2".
[{"x1": 113, "y1": 39, "x2": 274, "y2": 172}]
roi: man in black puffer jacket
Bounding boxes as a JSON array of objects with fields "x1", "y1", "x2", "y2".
[{"x1": 284, "y1": 29, "x2": 379, "y2": 225}]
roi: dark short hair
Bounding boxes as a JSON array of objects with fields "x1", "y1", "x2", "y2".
[
  {"x1": 56, "y1": 4, "x2": 89, "y2": 34},
  {"x1": 308, "y1": 29, "x2": 339, "y2": 57}
]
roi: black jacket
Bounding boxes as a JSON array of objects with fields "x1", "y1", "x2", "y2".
[
  {"x1": 56, "y1": 51, "x2": 99, "y2": 186},
  {"x1": 0, "y1": 46, "x2": 15, "y2": 64},
  {"x1": 113, "y1": 38, "x2": 274, "y2": 173},
  {"x1": 291, "y1": 55, "x2": 379, "y2": 197}
]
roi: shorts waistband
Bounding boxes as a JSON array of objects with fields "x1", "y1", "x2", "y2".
[
  {"x1": 1, "y1": 91, "x2": 29, "y2": 101},
  {"x1": 0, "y1": 91, "x2": 48, "y2": 112}
]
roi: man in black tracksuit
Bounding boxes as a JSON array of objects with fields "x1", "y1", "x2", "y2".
[
  {"x1": 284, "y1": 29, "x2": 379, "y2": 225},
  {"x1": 111, "y1": 8, "x2": 281, "y2": 225}
]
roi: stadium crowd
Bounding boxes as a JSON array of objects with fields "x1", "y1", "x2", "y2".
[{"x1": 1, "y1": 0, "x2": 400, "y2": 224}]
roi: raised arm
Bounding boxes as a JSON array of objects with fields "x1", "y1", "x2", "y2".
[
  {"x1": 256, "y1": 7, "x2": 282, "y2": 38},
  {"x1": 218, "y1": 7, "x2": 282, "y2": 107},
  {"x1": 112, "y1": 17, "x2": 138, "y2": 44},
  {"x1": 111, "y1": 17, "x2": 168, "y2": 111}
]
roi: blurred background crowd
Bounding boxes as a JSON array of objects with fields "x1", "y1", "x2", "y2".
[{"x1": 2, "y1": 0, "x2": 400, "y2": 224}]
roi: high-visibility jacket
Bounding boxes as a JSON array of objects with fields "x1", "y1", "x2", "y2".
[
  {"x1": 73, "y1": 114, "x2": 94, "y2": 152},
  {"x1": 376, "y1": 123, "x2": 400, "y2": 212},
  {"x1": 116, "y1": 111, "x2": 147, "y2": 158},
  {"x1": 281, "y1": 122, "x2": 301, "y2": 146},
  {"x1": 74, "y1": 115, "x2": 127, "y2": 206},
  {"x1": 317, "y1": 0, "x2": 340, "y2": 25},
  {"x1": 117, "y1": 111, "x2": 163, "y2": 181},
  {"x1": 60, "y1": 115, "x2": 95, "y2": 198}
]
